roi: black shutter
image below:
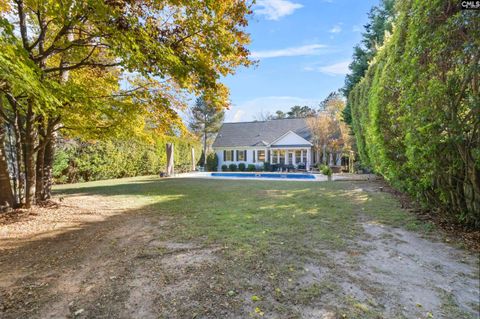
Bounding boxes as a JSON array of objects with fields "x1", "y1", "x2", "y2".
[
  {"x1": 236, "y1": 150, "x2": 239, "y2": 161},
  {"x1": 253, "y1": 150, "x2": 255, "y2": 163},
  {"x1": 232, "y1": 150, "x2": 235, "y2": 161},
  {"x1": 223, "y1": 150, "x2": 226, "y2": 161},
  {"x1": 244, "y1": 150, "x2": 247, "y2": 162}
]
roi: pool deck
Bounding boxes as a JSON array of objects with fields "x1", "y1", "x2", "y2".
[{"x1": 171, "y1": 172, "x2": 377, "y2": 182}]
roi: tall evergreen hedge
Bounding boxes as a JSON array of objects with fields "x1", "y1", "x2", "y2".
[
  {"x1": 53, "y1": 136, "x2": 201, "y2": 183},
  {"x1": 349, "y1": 0, "x2": 479, "y2": 226}
]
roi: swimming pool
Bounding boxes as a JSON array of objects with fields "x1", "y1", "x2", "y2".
[{"x1": 210, "y1": 172, "x2": 316, "y2": 180}]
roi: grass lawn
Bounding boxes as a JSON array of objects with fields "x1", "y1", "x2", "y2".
[
  {"x1": 2, "y1": 177, "x2": 477, "y2": 319},
  {"x1": 54, "y1": 176, "x2": 416, "y2": 255}
]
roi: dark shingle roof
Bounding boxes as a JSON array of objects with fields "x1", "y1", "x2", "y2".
[{"x1": 213, "y1": 118, "x2": 312, "y2": 148}]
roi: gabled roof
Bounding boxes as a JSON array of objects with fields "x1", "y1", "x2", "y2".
[
  {"x1": 270, "y1": 130, "x2": 313, "y2": 146},
  {"x1": 212, "y1": 118, "x2": 313, "y2": 148}
]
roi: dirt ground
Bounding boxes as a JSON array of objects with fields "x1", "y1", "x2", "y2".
[{"x1": 0, "y1": 179, "x2": 479, "y2": 319}]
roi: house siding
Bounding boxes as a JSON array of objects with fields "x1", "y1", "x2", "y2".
[{"x1": 215, "y1": 148, "x2": 267, "y2": 170}]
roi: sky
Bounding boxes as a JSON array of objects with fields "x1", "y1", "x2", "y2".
[{"x1": 221, "y1": 0, "x2": 379, "y2": 122}]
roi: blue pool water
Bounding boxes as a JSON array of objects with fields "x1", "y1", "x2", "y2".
[{"x1": 211, "y1": 172, "x2": 315, "y2": 180}]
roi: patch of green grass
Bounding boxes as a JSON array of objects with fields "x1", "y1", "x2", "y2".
[
  {"x1": 340, "y1": 295, "x2": 384, "y2": 318},
  {"x1": 292, "y1": 280, "x2": 340, "y2": 305},
  {"x1": 54, "y1": 177, "x2": 417, "y2": 258}
]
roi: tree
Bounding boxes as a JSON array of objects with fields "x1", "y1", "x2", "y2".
[
  {"x1": 0, "y1": 116, "x2": 14, "y2": 208},
  {"x1": 342, "y1": 0, "x2": 395, "y2": 126},
  {"x1": 0, "y1": 0, "x2": 252, "y2": 207},
  {"x1": 349, "y1": 0, "x2": 480, "y2": 226},
  {"x1": 267, "y1": 106, "x2": 317, "y2": 120},
  {"x1": 188, "y1": 96, "x2": 225, "y2": 167},
  {"x1": 275, "y1": 110, "x2": 287, "y2": 119},
  {"x1": 287, "y1": 105, "x2": 317, "y2": 118},
  {"x1": 307, "y1": 92, "x2": 351, "y2": 165}
]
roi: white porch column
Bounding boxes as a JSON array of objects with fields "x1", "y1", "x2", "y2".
[
  {"x1": 306, "y1": 148, "x2": 311, "y2": 171},
  {"x1": 292, "y1": 150, "x2": 296, "y2": 166},
  {"x1": 336, "y1": 152, "x2": 342, "y2": 166}
]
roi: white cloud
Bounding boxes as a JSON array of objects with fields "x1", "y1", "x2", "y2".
[
  {"x1": 303, "y1": 60, "x2": 350, "y2": 75},
  {"x1": 256, "y1": 0, "x2": 303, "y2": 21},
  {"x1": 226, "y1": 96, "x2": 323, "y2": 122},
  {"x1": 352, "y1": 25, "x2": 362, "y2": 32},
  {"x1": 329, "y1": 24, "x2": 342, "y2": 33},
  {"x1": 232, "y1": 110, "x2": 246, "y2": 122},
  {"x1": 317, "y1": 60, "x2": 350, "y2": 75},
  {"x1": 251, "y1": 44, "x2": 328, "y2": 59}
]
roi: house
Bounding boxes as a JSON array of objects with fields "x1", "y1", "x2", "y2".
[{"x1": 212, "y1": 118, "x2": 315, "y2": 170}]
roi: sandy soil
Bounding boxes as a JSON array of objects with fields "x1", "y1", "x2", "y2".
[{"x1": 0, "y1": 186, "x2": 478, "y2": 319}]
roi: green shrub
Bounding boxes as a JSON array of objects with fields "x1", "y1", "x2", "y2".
[
  {"x1": 238, "y1": 163, "x2": 246, "y2": 171},
  {"x1": 206, "y1": 153, "x2": 218, "y2": 171},
  {"x1": 221, "y1": 164, "x2": 228, "y2": 171},
  {"x1": 321, "y1": 166, "x2": 333, "y2": 177},
  {"x1": 317, "y1": 163, "x2": 327, "y2": 171},
  {"x1": 263, "y1": 162, "x2": 271, "y2": 172},
  {"x1": 229, "y1": 163, "x2": 238, "y2": 171},
  {"x1": 247, "y1": 164, "x2": 256, "y2": 171},
  {"x1": 53, "y1": 135, "x2": 201, "y2": 183}
]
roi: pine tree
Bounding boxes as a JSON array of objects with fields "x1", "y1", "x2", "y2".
[{"x1": 188, "y1": 97, "x2": 225, "y2": 167}]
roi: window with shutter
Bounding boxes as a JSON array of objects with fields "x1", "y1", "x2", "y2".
[
  {"x1": 257, "y1": 150, "x2": 265, "y2": 162},
  {"x1": 237, "y1": 150, "x2": 246, "y2": 161}
]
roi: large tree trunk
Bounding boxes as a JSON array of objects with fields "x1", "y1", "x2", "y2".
[
  {"x1": 35, "y1": 120, "x2": 57, "y2": 201},
  {"x1": 203, "y1": 130, "x2": 207, "y2": 167},
  {"x1": 23, "y1": 100, "x2": 36, "y2": 208},
  {"x1": 35, "y1": 127, "x2": 46, "y2": 201},
  {"x1": 41, "y1": 132, "x2": 55, "y2": 200},
  {"x1": 0, "y1": 125, "x2": 14, "y2": 208},
  {"x1": 13, "y1": 105, "x2": 24, "y2": 205}
]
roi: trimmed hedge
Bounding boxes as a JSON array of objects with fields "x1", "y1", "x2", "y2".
[
  {"x1": 348, "y1": 0, "x2": 480, "y2": 226},
  {"x1": 54, "y1": 136, "x2": 201, "y2": 183}
]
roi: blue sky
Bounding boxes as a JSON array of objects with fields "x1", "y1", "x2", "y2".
[{"x1": 222, "y1": 0, "x2": 378, "y2": 122}]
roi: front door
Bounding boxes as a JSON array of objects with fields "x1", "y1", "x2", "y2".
[{"x1": 287, "y1": 152, "x2": 294, "y2": 165}]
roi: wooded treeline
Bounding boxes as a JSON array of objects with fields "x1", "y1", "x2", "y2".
[
  {"x1": 347, "y1": 0, "x2": 479, "y2": 226},
  {"x1": 0, "y1": 0, "x2": 252, "y2": 208}
]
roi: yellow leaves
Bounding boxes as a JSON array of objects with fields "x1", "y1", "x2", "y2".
[
  {"x1": 254, "y1": 307, "x2": 264, "y2": 316},
  {"x1": 0, "y1": 1, "x2": 10, "y2": 12}
]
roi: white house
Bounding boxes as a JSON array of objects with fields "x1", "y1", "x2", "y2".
[{"x1": 213, "y1": 118, "x2": 314, "y2": 170}]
